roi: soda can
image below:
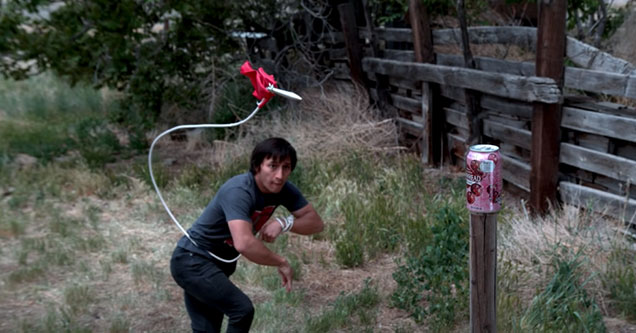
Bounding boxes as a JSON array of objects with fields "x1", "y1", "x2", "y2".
[{"x1": 466, "y1": 144, "x2": 502, "y2": 213}]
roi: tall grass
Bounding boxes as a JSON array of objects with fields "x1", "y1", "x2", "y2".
[
  {"x1": 520, "y1": 247, "x2": 606, "y2": 332},
  {"x1": 0, "y1": 73, "x2": 123, "y2": 166}
]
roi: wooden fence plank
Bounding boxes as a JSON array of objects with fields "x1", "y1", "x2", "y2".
[
  {"x1": 433, "y1": 26, "x2": 536, "y2": 51},
  {"x1": 363, "y1": 58, "x2": 561, "y2": 103},
  {"x1": 562, "y1": 107, "x2": 636, "y2": 143},
  {"x1": 560, "y1": 143, "x2": 636, "y2": 183},
  {"x1": 560, "y1": 181, "x2": 636, "y2": 224},
  {"x1": 396, "y1": 117, "x2": 424, "y2": 137},
  {"x1": 483, "y1": 119, "x2": 532, "y2": 150},
  {"x1": 565, "y1": 68, "x2": 636, "y2": 98},
  {"x1": 503, "y1": 154, "x2": 531, "y2": 192},
  {"x1": 448, "y1": 133, "x2": 467, "y2": 159},
  {"x1": 364, "y1": 26, "x2": 635, "y2": 74},
  {"x1": 440, "y1": 85, "x2": 466, "y2": 102},
  {"x1": 566, "y1": 98, "x2": 636, "y2": 118},
  {"x1": 481, "y1": 95, "x2": 533, "y2": 119},
  {"x1": 439, "y1": 54, "x2": 636, "y2": 98},
  {"x1": 566, "y1": 37, "x2": 636, "y2": 75},
  {"x1": 390, "y1": 53, "x2": 636, "y2": 98},
  {"x1": 360, "y1": 27, "x2": 412, "y2": 43},
  {"x1": 384, "y1": 49, "x2": 415, "y2": 62},
  {"x1": 444, "y1": 107, "x2": 469, "y2": 129},
  {"x1": 441, "y1": 85, "x2": 533, "y2": 119},
  {"x1": 362, "y1": 26, "x2": 636, "y2": 74},
  {"x1": 391, "y1": 94, "x2": 420, "y2": 113},
  {"x1": 437, "y1": 54, "x2": 535, "y2": 77}
]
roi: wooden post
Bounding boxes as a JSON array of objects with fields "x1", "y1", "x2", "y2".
[
  {"x1": 409, "y1": 0, "x2": 441, "y2": 165},
  {"x1": 530, "y1": 0, "x2": 567, "y2": 213},
  {"x1": 457, "y1": 0, "x2": 483, "y2": 146},
  {"x1": 470, "y1": 213, "x2": 497, "y2": 333},
  {"x1": 362, "y1": 0, "x2": 391, "y2": 114},
  {"x1": 338, "y1": 3, "x2": 365, "y2": 86}
]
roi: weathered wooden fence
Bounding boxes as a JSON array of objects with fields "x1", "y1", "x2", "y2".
[
  {"x1": 247, "y1": 1, "x2": 636, "y2": 225},
  {"x1": 324, "y1": 2, "x2": 636, "y2": 225}
]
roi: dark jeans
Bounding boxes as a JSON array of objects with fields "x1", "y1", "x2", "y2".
[{"x1": 170, "y1": 246, "x2": 254, "y2": 333}]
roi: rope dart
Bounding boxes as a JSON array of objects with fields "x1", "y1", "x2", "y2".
[{"x1": 149, "y1": 62, "x2": 302, "y2": 263}]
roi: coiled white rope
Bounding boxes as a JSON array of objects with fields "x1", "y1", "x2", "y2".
[{"x1": 148, "y1": 98, "x2": 265, "y2": 263}]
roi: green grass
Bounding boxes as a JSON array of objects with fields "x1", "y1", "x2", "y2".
[
  {"x1": 64, "y1": 284, "x2": 96, "y2": 315},
  {"x1": 520, "y1": 246, "x2": 606, "y2": 332},
  {"x1": 304, "y1": 279, "x2": 381, "y2": 332},
  {"x1": 604, "y1": 247, "x2": 636, "y2": 321},
  {"x1": 0, "y1": 73, "x2": 122, "y2": 165}
]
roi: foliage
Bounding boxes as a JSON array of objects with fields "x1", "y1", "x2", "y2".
[
  {"x1": 74, "y1": 117, "x2": 123, "y2": 169},
  {"x1": 0, "y1": 0, "x2": 335, "y2": 132},
  {"x1": 392, "y1": 191, "x2": 469, "y2": 328},
  {"x1": 367, "y1": 0, "x2": 488, "y2": 27},
  {"x1": 1, "y1": 1, "x2": 244, "y2": 125},
  {"x1": 520, "y1": 246, "x2": 606, "y2": 332}
]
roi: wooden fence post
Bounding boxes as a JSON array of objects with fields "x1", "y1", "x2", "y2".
[
  {"x1": 362, "y1": 0, "x2": 391, "y2": 114},
  {"x1": 457, "y1": 0, "x2": 483, "y2": 146},
  {"x1": 530, "y1": 0, "x2": 567, "y2": 213},
  {"x1": 338, "y1": 3, "x2": 365, "y2": 86},
  {"x1": 470, "y1": 213, "x2": 497, "y2": 333},
  {"x1": 409, "y1": 0, "x2": 441, "y2": 165}
]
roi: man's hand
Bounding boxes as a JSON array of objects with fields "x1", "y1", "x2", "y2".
[
  {"x1": 277, "y1": 260, "x2": 293, "y2": 291},
  {"x1": 260, "y1": 219, "x2": 283, "y2": 243}
]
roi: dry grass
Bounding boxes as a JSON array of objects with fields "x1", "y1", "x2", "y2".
[
  {"x1": 149, "y1": 82, "x2": 399, "y2": 172},
  {"x1": 499, "y1": 199, "x2": 635, "y2": 317}
]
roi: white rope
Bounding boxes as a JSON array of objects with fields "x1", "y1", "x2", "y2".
[{"x1": 148, "y1": 99, "x2": 265, "y2": 263}]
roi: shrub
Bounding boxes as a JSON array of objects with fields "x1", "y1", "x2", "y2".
[
  {"x1": 392, "y1": 199, "x2": 469, "y2": 328},
  {"x1": 74, "y1": 117, "x2": 123, "y2": 169}
]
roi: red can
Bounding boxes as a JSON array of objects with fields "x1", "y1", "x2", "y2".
[{"x1": 466, "y1": 144, "x2": 502, "y2": 213}]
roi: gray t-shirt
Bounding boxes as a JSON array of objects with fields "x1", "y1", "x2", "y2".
[{"x1": 177, "y1": 172, "x2": 308, "y2": 260}]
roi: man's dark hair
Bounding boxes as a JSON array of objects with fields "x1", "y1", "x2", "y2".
[{"x1": 250, "y1": 137, "x2": 297, "y2": 174}]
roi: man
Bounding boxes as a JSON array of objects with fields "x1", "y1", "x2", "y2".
[{"x1": 170, "y1": 137, "x2": 324, "y2": 333}]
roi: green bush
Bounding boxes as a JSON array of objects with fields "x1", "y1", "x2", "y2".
[
  {"x1": 334, "y1": 232, "x2": 365, "y2": 268},
  {"x1": 392, "y1": 199, "x2": 469, "y2": 328},
  {"x1": 74, "y1": 117, "x2": 123, "y2": 168}
]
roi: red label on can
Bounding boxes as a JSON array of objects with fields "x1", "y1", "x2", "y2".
[{"x1": 466, "y1": 144, "x2": 502, "y2": 213}]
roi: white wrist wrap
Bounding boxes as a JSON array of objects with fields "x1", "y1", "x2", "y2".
[{"x1": 276, "y1": 215, "x2": 294, "y2": 232}]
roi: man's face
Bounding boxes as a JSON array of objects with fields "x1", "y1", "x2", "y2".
[{"x1": 253, "y1": 156, "x2": 292, "y2": 194}]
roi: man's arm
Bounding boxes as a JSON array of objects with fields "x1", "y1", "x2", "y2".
[
  {"x1": 259, "y1": 203, "x2": 324, "y2": 242},
  {"x1": 228, "y1": 219, "x2": 293, "y2": 291},
  {"x1": 289, "y1": 203, "x2": 324, "y2": 235}
]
